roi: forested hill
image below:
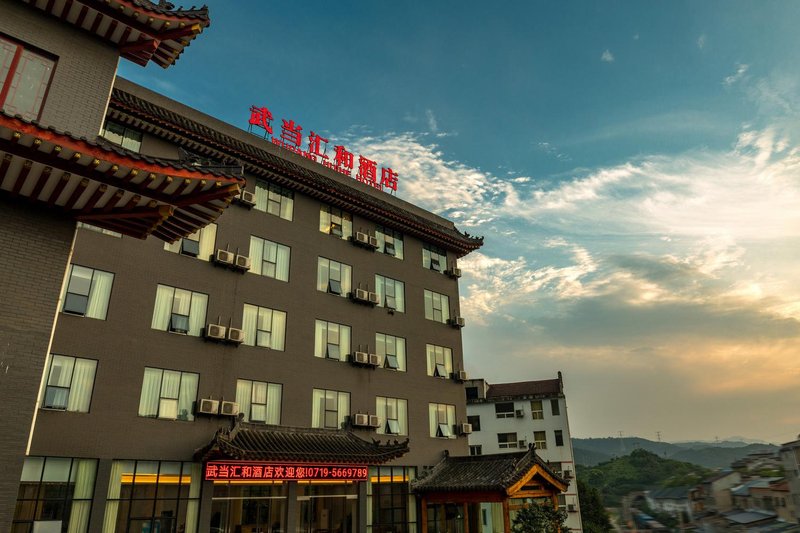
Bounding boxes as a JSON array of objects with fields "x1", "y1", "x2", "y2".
[
  {"x1": 576, "y1": 449, "x2": 712, "y2": 506},
  {"x1": 573, "y1": 437, "x2": 779, "y2": 468}
]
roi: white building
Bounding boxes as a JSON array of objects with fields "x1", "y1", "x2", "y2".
[{"x1": 464, "y1": 373, "x2": 583, "y2": 532}]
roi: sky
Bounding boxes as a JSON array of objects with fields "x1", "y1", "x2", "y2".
[{"x1": 121, "y1": 1, "x2": 800, "y2": 444}]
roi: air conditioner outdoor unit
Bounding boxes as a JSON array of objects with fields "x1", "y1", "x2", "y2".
[
  {"x1": 564, "y1": 469, "x2": 573, "y2": 479},
  {"x1": 227, "y1": 327, "x2": 245, "y2": 344},
  {"x1": 455, "y1": 370, "x2": 468, "y2": 381},
  {"x1": 238, "y1": 190, "x2": 256, "y2": 207},
  {"x1": 234, "y1": 254, "x2": 251, "y2": 271},
  {"x1": 518, "y1": 439, "x2": 527, "y2": 448},
  {"x1": 352, "y1": 413, "x2": 370, "y2": 427},
  {"x1": 220, "y1": 401, "x2": 240, "y2": 416},
  {"x1": 205, "y1": 323, "x2": 227, "y2": 340},
  {"x1": 355, "y1": 231, "x2": 369, "y2": 245},
  {"x1": 354, "y1": 288, "x2": 369, "y2": 302},
  {"x1": 368, "y1": 291, "x2": 380, "y2": 305},
  {"x1": 368, "y1": 353, "x2": 381, "y2": 367},
  {"x1": 215, "y1": 249, "x2": 234, "y2": 265},
  {"x1": 567, "y1": 504, "x2": 576, "y2": 512},
  {"x1": 198, "y1": 398, "x2": 219, "y2": 415},
  {"x1": 352, "y1": 351, "x2": 369, "y2": 365},
  {"x1": 446, "y1": 267, "x2": 462, "y2": 279},
  {"x1": 459, "y1": 422, "x2": 473, "y2": 435},
  {"x1": 515, "y1": 409, "x2": 525, "y2": 418},
  {"x1": 448, "y1": 316, "x2": 466, "y2": 328},
  {"x1": 368, "y1": 236, "x2": 379, "y2": 248},
  {"x1": 369, "y1": 415, "x2": 380, "y2": 428}
]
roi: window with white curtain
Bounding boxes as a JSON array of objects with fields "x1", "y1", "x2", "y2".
[
  {"x1": 164, "y1": 223, "x2": 217, "y2": 261},
  {"x1": 42, "y1": 354, "x2": 97, "y2": 412},
  {"x1": 376, "y1": 333, "x2": 406, "y2": 371},
  {"x1": 375, "y1": 226, "x2": 404, "y2": 259},
  {"x1": 319, "y1": 205, "x2": 352, "y2": 239},
  {"x1": 314, "y1": 320, "x2": 351, "y2": 362},
  {"x1": 423, "y1": 289, "x2": 449, "y2": 323},
  {"x1": 13, "y1": 457, "x2": 97, "y2": 533},
  {"x1": 428, "y1": 403, "x2": 456, "y2": 438},
  {"x1": 242, "y1": 304, "x2": 287, "y2": 351},
  {"x1": 249, "y1": 236, "x2": 290, "y2": 281},
  {"x1": 375, "y1": 397, "x2": 408, "y2": 435},
  {"x1": 422, "y1": 243, "x2": 447, "y2": 272},
  {"x1": 317, "y1": 257, "x2": 352, "y2": 297},
  {"x1": 236, "y1": 379, "x2": 282, "y2": 424},
  {"x1": 311, "y1": 389, "x2": 350, "y2": 429},
  {"x1": 255, "y1": 180, "x2": 294, "y2": 220},
  {"x1": 375, "y1": 275, "x2": 405, "y2": 312},
  {"x1": 138, "y1": 367, "x2": 198, "y2": 421},
  {"x1": 151, "y1": 285, "x2": 208, "y2": 336},
  {"x1": 426, "y1": 344, "x2": 453, "y2": 378},
  {"x1": 61, "y1": 264, "x2": 114, "y2": 319}
]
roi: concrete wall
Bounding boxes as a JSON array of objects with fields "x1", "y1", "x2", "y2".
[
  {"x1": 0, "y1": 1, "x2": 119, "y2": 138},
  {"x1": 0, "y1": 198, "x2": 75, "y2": 531}
]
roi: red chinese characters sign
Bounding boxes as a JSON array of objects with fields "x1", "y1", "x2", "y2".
[
  {"x1": 204, "y1": 461, "x2": 369, "y2": 482},
  {"x1": 248, "y1": 105, "x2": 398, "y2": 194}
]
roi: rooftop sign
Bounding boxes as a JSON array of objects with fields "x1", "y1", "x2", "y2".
[
  {"x1": 204, "y1": 461, "x2": 368, "y2": 482},
  {"x1": 248, "y1": 106, "x2": 398, "y2": 193}
]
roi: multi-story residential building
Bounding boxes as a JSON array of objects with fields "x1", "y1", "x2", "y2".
[
  {"x1": 781, "y1": 436, "x2": 800, "y2": 524},
  {"x1": 464, "y1": 373, "x2": 583, "y2": 531},
  {"x1": 0, "y1": 2, "x2": 570, "y2": 533}
]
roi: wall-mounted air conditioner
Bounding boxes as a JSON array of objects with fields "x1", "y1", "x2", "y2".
[
  {"x1": 446, "y1": 267, "x2": 462, "y2": 279},
  {"x1": 454, "y1": 370, "x2": 468, "y2": 382},
  {"x1": 369, "y1": 415, "x2": 380, "y2": 428},
  {"x1": 459, "y1": 422, "x2": 473, "y2": 435},
  {"x1": 227, "y1": 327, "x2": 245, "y2": 344},
  {"x1": 518, "y1": 439, "x2": 527, "y2": 448},
  {"x1": 352, "y1": 351, "x2": 369, "y2": 365},
  {"x1": 220, "y1": 401, "x2": 239, "y2": 416},
  {"x1": 198, "y1": 398, "x2": 219, "y2": 415},
  {"x1": 515, "y1": 409, "x2": 525, "y2": 418},
  {"x1": 215, "y1": 249, "x2": 234, "y2": 265},
  {"x1": 368, "y1": 291, "x2": 380, "y2": 305},
  {"x1": 448, "y1": 316, "x2": 465, "y2": 328},
  {"x1": 205, "y1": 324, "x2": 227, "y2": 341},
  {"x1": 352, "y1": 413, "x2": 370, "y2": 427},
  {"x1": 237, "y1": 190, "x2": 256, "y2": 207},
  {"x1": 368, "y1": 353, "x2": 381, "y2": 367},
  {"x1": 234, "y1": 254, "x2": 251, "y2": 271}
]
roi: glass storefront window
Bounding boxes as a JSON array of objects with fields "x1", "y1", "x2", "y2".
[
  {"x1": 367, "y1": 467, "x2": 417, "y2": 533},
  {"x1": 297, "y1": 483, "x2": 358, "y2": 533},
  {"x1": 210, "y1": 482, "x2": 287, "y2": 533}
]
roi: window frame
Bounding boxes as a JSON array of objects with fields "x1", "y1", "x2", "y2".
[
  {"x1": 467, "y1": 415, "x2": 481, "y2": 432},
  {"x1": 423, "y1": 243, "x2": 447, "y2": 273},
  {"x1": 0, "y1": 34, "x2": 57, "y2": 122},
  {"x1": 319, "y1": 205, "x2": 352, "y2": 239},
  {"x1": 317, "y1": 257, "x2": 352, "y2": 297},
  {"x1": 42, "y1": 354, "x2": 98, "y2": 413},
  {"x1": 531, "y1": 400, "x2": 544, "y2": 420},
  {"x1": 551, "y1": 398, "x2": 561, "y2": 416},
  {"x1": 376, "y1": 332, "x2": 406, "y2": 371},
  {"x1": 375, "y1": 396, "x2": 408, "y2": 436},
  {"x1": 534, "y1": 431, "x2": 548, "y2": 450},
  {"x1": 423, "y1": 289, "x2": 450, "y2": 323},
  {"x1": 375, "y1": 274, "x2": 405, "y2": 312},
  {"x1": 243, "y1": 303, "x2": 287, "y2": 351},
  {"x1": 469, "y1": 445, "x2": 482, "y2": 456},
  {"x1": 236, "y1": 379, "x2": 283, "y2": 425},
  {"x1": 376, "y1": 226, "x2": 404, "y2": 259},
  {"x1": 61, "y1": 264, "x2": 114, "y2": 320},
  {"x1": 254, "y1": 179, "x2": 294, "y2": 220},
  {"x1": 249, "y1": 235, "x2": 291, "y2": 281},
  {"x1": 164, "y1": 223, "x2": 216, "y2": 261},
  {"x1": 429, "y1": 403, "x2": 456, "y2": 439},
  {"x1": 100, "y1": 119, "x2": 143, "y2": 152},
  {"x1": 495, "y1": 402, "x2": 515, "y2": 419},
  {"x1": 314, "y1": 320, "x2": 351, "y2": 362},
  {"x1": 137, "y1": 367, "x2": 199, "y2": 422},
  {"x1": 312, "y1": 388, "x2": 350, "y2": 430},
  {"x1": 426, "y1": 344, "x2": 453, "y2": 378},
  {"x1": 498, "y1": 432, "x2": 519, "y2": 449},
  {"x1": 151, "y1": 284, "x2": 208, "y2": 337},
  {"x1": 555, "y1": 429, "x2": 564, "y2": 447}
]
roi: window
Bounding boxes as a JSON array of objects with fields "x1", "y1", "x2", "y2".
[
  {"x1": 428, "y1": 403, "x2": 456, "y2": 438},
  {"x1": 534, "y1": 431, "x2": 547, "y2": 450},
  {"x1": 368, "y1": 466, "x2": 416, "y2": 533},
  {"x1": 0, "y1": 35, "x2": 55, "y2": 122},
  {"x1": 376, "y1": 333, "x2": 406, "y2": 371},
  {"x1": 42, "y1": 355, "x2": 97, "y2": 412},
  {"x1": 498, "y1": 432, "x2": 518, "y2": 449},
  {"x1": 77, "y1": 221, "x2": 121, "y2": 237},
  {"x1": 138, "y1": 367, "x2": 198, "y2": 421},
  {"x1": 531, "y1": 400, "x2": 544, "y2": 420},
  {"x1": 495, "y1": 402, "x2": 515, "y2": 419},
  {"x1": 375, "y1": 275, "x2": 405, "y2": 312},
  {"x1": 555, "y1": 430, "x2": 564, "y2": 447},
  {"x1": 236, "y1": 379, "x2": 282, "y2": 424},
  {"x1": 423, "y1": 243, "x2": 447, "y2": 273},
  {"x1": 376, "y1": 226, "x2": 404, "y2": 259},
  {"x1": 312, "y1": 389, "x2": 350, "y2": 429},
  {"x1": 13, "y1": 457, "x2": 97, "y2": 533},
  {"x1": 317, "y1": 257, "x2": 352, "y2": 297},
  {"x1": 164, "y1": 223, "x2": 216, "y2": 260},
  {"x1": 101, "y1": 120, "x2": 143, "y2": 152},
  {"x1": 249, "y1": 235, "x2": 290, "y2": 281},
  {"x1": 319, "y1": 205, "x2": 352, "y2": 239},
  {"x1": 103, "y1": 460, "x2": 201, "y2": 533},
  {"x1": 255, "y1": 180, "x2": 293, "y2": 220},
  {"x1": 423, "y1": 289, "x2": 450, "y2": 323},
  {"x1": 314, "y1": 320, "x2": 351, "y2": 362},
  {"x1": 465, "y1": 387, "x2": 478, "y2": 401},
  {"x1": 242, "y1": 304, "x2": 286, "y2": 350},
  {"x1": 467, "y1": 415, "x2": 481, "y2": 431},
  {"x1": 426, "y1": 344, "x2": 453, "y2": 378},
  {"x1": 469, "y1": 445, "x2": 482, "y2": 456},
  {"x1": 376, "y1": 397, "x2": 408, "y2": 435},
  {"x1": 551, "y1": 398, "x2": 561, "y2": 416},
  {"x1": 151, "y1": 285, "x2": 208, "y2": 336},
  {"x1": 61, "y1": 264, "x2": 114, "y2": 319}
]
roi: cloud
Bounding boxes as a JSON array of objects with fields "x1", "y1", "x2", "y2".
[
  {"x1": 425, "y1": 109, "x2": 438, "y2": 133},
  {"x1": 723, "y1": 63, "x2": 749, "y2": 87},
  {"x1": 601, "y1": 49, "x2": 615, "y2": 63},
  {"x1": 536, "y1": 141, "x2": 571, "y2": 161},
  {"x1": 697, "y1": 34, "x2": 707, "y2": 50}
]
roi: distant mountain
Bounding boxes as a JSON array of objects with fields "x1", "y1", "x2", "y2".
[{"x1": 573, "y1": 437, "x2": 779, "y2": 468}]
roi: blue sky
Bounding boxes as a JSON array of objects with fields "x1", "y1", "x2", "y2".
[{"x1": 122, "y1": 0, "x2": 800, "y2": 443}]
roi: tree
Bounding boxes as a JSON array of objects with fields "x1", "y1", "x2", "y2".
[
  {"x1": 511, "y1": 501, "x2": 570, "y2": 533},
  {"x1": 578, "y1": 479, "x2": 613, "y2": 532}
]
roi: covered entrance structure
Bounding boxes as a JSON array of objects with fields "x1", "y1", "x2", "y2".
[{"x1": 412, "y1": 449, "x2": 568, "y2": 533}]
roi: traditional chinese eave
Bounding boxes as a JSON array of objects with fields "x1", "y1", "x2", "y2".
[
  {"x1": 0, "y1": 112, "x2": 243, "y2": 241},
  {"x1": 19, "y1": 0, "x2": 210, "y2": 68},
  {"x1": 107, "y1": 87, "x2": 485, "y2": 258},
  {"x1": 194, "y1": 423, "x2": 410, "y2": 465}
]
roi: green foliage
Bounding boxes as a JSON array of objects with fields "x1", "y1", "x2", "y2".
[
  {"x1": 578, "y1": 479, "x2": 613, "y2": 532},
  {"x1": 576, "y1": 449, "x2": 711, "y2": 507},
  {"x1": 511, "y1": 501, "x2": 570, "y2": 533}
]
